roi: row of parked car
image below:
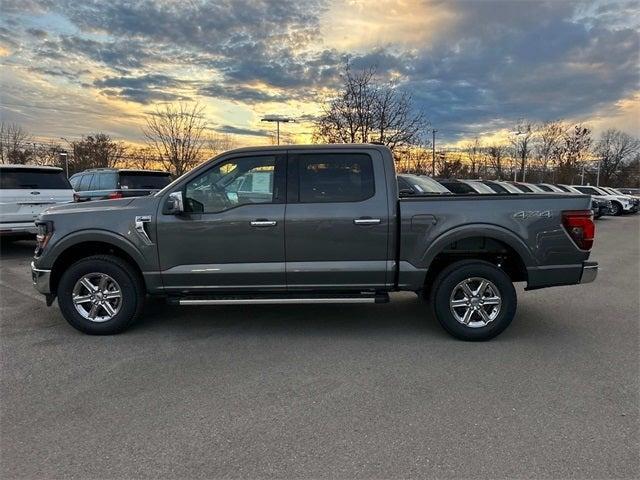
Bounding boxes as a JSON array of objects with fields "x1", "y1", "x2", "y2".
[
  {"x1": 0, "y1": 165, "x2": 171, "y2": 237},
  {"x1": 397, "y1": 175, "x2": 640, "y2": 218},
  {"x1": 1, "y1": 163, "x2": 637, "y2": 238}
]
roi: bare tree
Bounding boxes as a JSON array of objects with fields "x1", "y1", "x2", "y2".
[
  {"x1": 464, "y1": 137, "x2": 482, "y2": 178},
  {"x1": 556, "y1": 124, "x2": 592, "y2": 184},
  {"x1": 509, "y1": 121, "x2": 535, "y2": 182},
  {"x1": 395, "y1": 143, "x2": 432, "y2": 175},
  {"x1": 313, "y1": 64, "x2": 427, "y2": 150},
  {"x1": 129, "y1": 146, "x2": 159, "y2": 170},
  {"x1": 436, "y1": 151, "x2": 469, "y2": 178},
  {"x1": 0, "y1": 122, "x2": 34, "y2": 164},
  {"x1": 593, "y1": 129, "x2": 640, "y2": 186},
  {"x1": 34, "y1": 140, "x2": 65, "y2": 167},
  {"x1": 485, "y1": 144, "x2": 507, "y2": 179},
  {"x1": 68, "y1": 134, "x2": 126, "y2": 174},
  {"x1": 206, "y1": 133, "x2": 237, "y2": 157},
  {"x1": 143, "y1": 102, "x2": 209, "y2": 177},
  {"x1": 534, "y1": 121, "x2": 566, "y2": 182}
]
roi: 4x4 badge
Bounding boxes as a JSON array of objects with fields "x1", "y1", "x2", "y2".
[{"x1": 513, "y1": 210, "x2": 551, "y2": 219}]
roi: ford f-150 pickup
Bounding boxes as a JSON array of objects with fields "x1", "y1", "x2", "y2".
[{"x1": 31, "y1": 144, "x2": 598, "y2": 340}]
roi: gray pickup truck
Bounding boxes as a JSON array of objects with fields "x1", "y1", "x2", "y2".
[{"x1": 31, "y1": 144, "x2": 598, "y2": 340}]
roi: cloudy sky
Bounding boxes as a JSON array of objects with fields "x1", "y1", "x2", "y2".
[{"x1": 0, "y1": 0, "x2": 638, "y2": 146}]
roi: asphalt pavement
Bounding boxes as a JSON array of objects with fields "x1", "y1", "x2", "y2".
[{"x1": 1, "y1": 215, "x2": 638, "y2": 479}]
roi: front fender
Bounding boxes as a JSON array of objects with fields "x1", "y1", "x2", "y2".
[{"x1": 40, "y1": 229, "x2": 151, "y2": 271}]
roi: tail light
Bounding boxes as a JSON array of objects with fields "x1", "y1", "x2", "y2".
[
  {"x1": 562, "y1": 210, "x2": 595, "y2": 250},
  {"x1": 108, "y1": 191, "x2": 123, "y2": 199}
]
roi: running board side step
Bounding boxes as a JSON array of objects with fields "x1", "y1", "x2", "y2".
[{"x1": 169, "y1": 292, "x2": 390, "y2": 306}]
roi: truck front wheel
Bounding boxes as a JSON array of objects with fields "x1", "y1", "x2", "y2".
[
  {"x1": 57, "y1": 255, "x2": 145, "y2": 335},
  {"x1": 431, "y1": 260, "x2": 517, "y2": 341}
]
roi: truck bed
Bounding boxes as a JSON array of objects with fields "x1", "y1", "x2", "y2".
[{"x1": 396, "y1": 193, "x2": 593, "y2": 291}]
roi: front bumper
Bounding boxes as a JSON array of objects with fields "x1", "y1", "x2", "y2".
[
  {"x1": 580, "y1": 261, "x2": 598, "y2": 284},
  {"x1": 31, "y1": 261, "x2": 52, "y2": 294},
  {"x1": 0, "y1": 222, "x2": 37, "y2": 235}
]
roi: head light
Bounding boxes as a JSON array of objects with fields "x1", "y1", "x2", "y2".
[{"x1": 35, "y1": 221, "x2": 53, "y2": 253}]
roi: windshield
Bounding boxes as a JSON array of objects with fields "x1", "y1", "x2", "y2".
[
  {"x1": 120, "y1": 172, "x2": 171, "y2": 190},
  {"x1": 0, "y1": 168, "x2": 71, "y2": 189},
  {"x1": 464, "y1": 180, "x2": 495, "y2": 193},
  {"x1": 404, "y1": 175, "x2": 451, "y2": 193},
  {"x1": 574, "y1": 186, "x2": 602, "y2": 196}
]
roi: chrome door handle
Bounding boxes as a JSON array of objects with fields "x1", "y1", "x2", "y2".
[
  {"x1": 250, "y1": 220, "x2": 277, "y2": 227},
  {"x1": 354, "y1": 218, "x2": 381, "y2": 225}
]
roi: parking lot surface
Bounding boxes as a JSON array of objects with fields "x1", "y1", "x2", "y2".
[{"x1": 1, "y1": 215, "x2": 638, "y2": 479}]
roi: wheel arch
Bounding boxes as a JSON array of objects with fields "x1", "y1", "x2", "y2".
[
  {"x1": 417, "y1": 224, "x2": 533, "y2": 298},
  {"x1": 48, "y1": 231, "x2": 146, "y2": 295}
]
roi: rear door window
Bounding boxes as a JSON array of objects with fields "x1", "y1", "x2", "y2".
[
  {"x1": 119, "y1": 172, "x2": 171, "y2": 190},
  {"x1": 78, "y1": 174, "x2": 93, "y2": 191},
  {"x1": 297, "y1": 154, "x2": 374, "y2": 203},
  {"x1": 0, "y1": 168, "x2": 71, "y2": 190},
  {"x1": 98, "y1": 172, "x2": 118, "y2": 190}
]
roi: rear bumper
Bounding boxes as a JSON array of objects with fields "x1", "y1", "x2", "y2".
[
  {"x1": 526, "y1": 260, "x2": 598, "y2": 290},
  {"x1": 0, "y1": 222, "x2": 36, "y2": 235},
  {"x1": 31, "y1": 261, "x2": 52, "y2": 294},
  {"x1": 580, "y1": 261, "x2": 598, "y2": 284}
]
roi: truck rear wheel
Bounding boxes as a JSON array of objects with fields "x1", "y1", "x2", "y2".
[
  {"x1": 57, "y1": 255, "x2": 144, "y2": 335},
  {"x1": 431, "y1": 260, "x2": 517, "y2": 341}
]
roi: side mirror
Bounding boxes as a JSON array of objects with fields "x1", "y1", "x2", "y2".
[
  {"x1": 165, "y1": 191, "x2": 184, "y2": 215},
  {"x1": 399, "y1": 188, "x2": 414, "y2": 196}
]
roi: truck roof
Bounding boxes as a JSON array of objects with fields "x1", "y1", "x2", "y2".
[{"x1": 219, "y1": 143, "x2": 391, "y2": 155}]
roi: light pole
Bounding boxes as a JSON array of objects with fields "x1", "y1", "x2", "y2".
[
  {"x1": 261, "y1": 117, "x2": 294, "y2": 145},
  {"x1": 59, "y1": 151, "x2": 68, "y2": 178},
  {"x1": 596, "y1": 158, "x2": 601, "y2": 187},
  {"x1": 431, "y1": 129, "x2": 437, "y2": 176}
]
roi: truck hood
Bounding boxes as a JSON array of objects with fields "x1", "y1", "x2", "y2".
[
  {"x1": 38, "y1": 196, "x2": 158, "y2": 220},
  {"x1": 42, "y1": 197, "x2": 136, "y2": 214}
]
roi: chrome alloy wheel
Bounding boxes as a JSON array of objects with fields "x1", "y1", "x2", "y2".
[
  {"x1": 449, "y1": 277, "x2": 502, "y2": 328},
  {"x1": 72, "y1": 273, "x2": 122, "y2": 322}
]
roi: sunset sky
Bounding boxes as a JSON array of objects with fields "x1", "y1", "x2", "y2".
[{"x1": 1, "y1": 0, "x2": 638, "y2": 147}]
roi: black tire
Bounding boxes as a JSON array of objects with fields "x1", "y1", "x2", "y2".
[
  {"x1": 57, "y1": 255, "x2": 145, "y2": 334},
  {"x1": 430, "y1": 260, "x2": 517, "y2": 341},
  {"x1": 610, "y1": 202, "x2": 622, "y2": 216}
]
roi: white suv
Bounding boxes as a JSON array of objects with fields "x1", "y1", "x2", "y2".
[{"x1": 0, "y1": 165, "x2": 74, "y2": 237}]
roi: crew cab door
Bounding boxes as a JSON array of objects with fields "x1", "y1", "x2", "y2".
[
  {"x1": 156, "y1": 153, "x2": 287, "y2": 292},
  {"x1": 285, "y1": 149, "x2": 391, "y2": 290}
]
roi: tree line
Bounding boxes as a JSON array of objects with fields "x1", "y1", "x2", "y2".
[
  {"x1": 0, "y1": 106, "x2": 236, "y2": 177},
  {"x1": 1, "y1": 64, "x2": 638, "y2": 186}
]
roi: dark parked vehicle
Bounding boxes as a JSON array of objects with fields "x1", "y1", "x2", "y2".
[
  {"x1": 70, "y1": 169, "x2": 171, "y2": 202},
  {"x1": 438, "y1": 178, "x2": 495, "y2": 195},
  {"x1": 480, "y1": 180, "x2": 513, "y2": 194},
  {"x1": 397, "y1": 174, "x2": 451, "y2": 195},
  {"x1": 32, "y1": 144, "x2": 598, "y2": 341},
  {"x1": 536, "y1": 183, "x2": 610, "y2": 218}
]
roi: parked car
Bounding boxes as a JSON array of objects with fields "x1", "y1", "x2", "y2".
[
  {"x1": 397, "y1": 174, "x2": 452, "y2": 195},
  {"x1": 599, "y1": 186, "x2": 640, "y2": 205},
  {"x1": 619, "y1": 187, "x2": 640, "y2": 196},
  {"x1": 435, "y1": 178, "x2": 495, "y2": 194},
  {"x1": 0, "y1": 165, "x2": 73, "y2": 238},
  {"x1": 535, "y1": 183, "x2": 565, "y2": 193},
  {"x1": 32, "y1": 144, "x2": 598, "y2": 341},
  {"x1": 570, "y1": 185, "x2": 638, "y2": 215},
  {"x1": 70, "y1": 168, "x2": 172, "y2": 202},
  {"x1": 503, "y1": 181, "x2": 546, "y2": 193},
  {"x1": 535, "y1": 183, "x2": 610, "y2": 218},
  {"x1": 479, "y1": 180, "x2": 515, "y2": 194}
]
